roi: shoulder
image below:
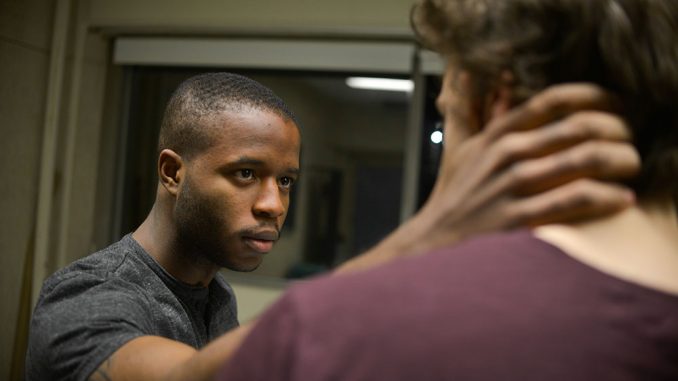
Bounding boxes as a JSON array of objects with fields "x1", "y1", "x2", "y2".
[
  {"x1": 291, "y1": 229, "x2": 558, "y2": 307},
  {"x1": 38, "y1": 235, "x2": 156, "y2": 303},
  {"x1": 30, "y1": 235, "x2": 159, "y2": 341},
  {"x1": 27, "y1": 236, "x2": 158, "y2": 381}
]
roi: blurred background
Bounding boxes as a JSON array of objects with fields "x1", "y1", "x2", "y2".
[{"x1": 0, "y1": 0, "x2": 446, "y2": 378}]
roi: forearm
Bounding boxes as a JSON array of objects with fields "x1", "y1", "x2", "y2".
[
  {"x1": 91, "y1": 322, "x2": 255, "y2": 381},
  {"x1": 168, "y1": 322, "x2": 255, "y2": 381}
]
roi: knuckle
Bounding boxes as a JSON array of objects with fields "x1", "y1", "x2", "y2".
[
  {"x1": 567, "y1": 141, "x2": 607, "y2": 172},
  {"x1": 538, "y1": 86, "x2": 566, "y2": 107},
  {"x1": 566, "y1": 112, "x2": 629, "y2": 141},
  {"x1": 507, "y1": 161, "x2": 536, "y2": 186},
  {"x1": 587, "y1": 143, "x2": 610, "y2": 171},
  {"x1": 553, "y1": 151, "x2": 578, "y2": 174},
  {"x1": 503, "y1": 203, "x2": 528, "y2": 227},
  {"x1": 531, "y1": 86, "x2": 571, "y2": 117},
  {"x1": 470, "y1": 133, "x2": 489, "y2": 150},
  {"x1": 551, "y1": 119, "x2": 586, "y2": 143},
  {"x1": 530, "y1": 83, "x2": 616, "y2": 119},
  {"x1": 566, "y1": 114, "x2": 595, "y2": 138},
  {"x1": 569, "y1": 180, "x2": 599, "y2": 208}
]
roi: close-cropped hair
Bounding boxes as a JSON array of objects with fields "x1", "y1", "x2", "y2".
[
  {"x1": 158, "y1": 72, "x2": 298, "y2": 159},
  {"x1": 412, "y1": 0, "x2": 678, "y2": 202}
]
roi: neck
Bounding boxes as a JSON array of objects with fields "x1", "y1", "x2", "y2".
[
  {"x1": 133, "y1": 201, "x2": 220, "y2": 288},
  {"x1": 534, "y1": 199, "x2": 678, "y2": 295}
]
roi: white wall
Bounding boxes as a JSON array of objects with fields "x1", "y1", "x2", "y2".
[{"x1": 225, "y1": 275, "x2": 289, "y2": 323}]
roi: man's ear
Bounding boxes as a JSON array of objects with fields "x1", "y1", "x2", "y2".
[
  {"x1": 158, "y1": 149, "x2": 184, "y2": 196},
  {"x1": 484, "y1": 71, "x2": 514, "y2": 122},
  {"x1": 460, "y1": 71, "x2": 513, "y2": 133}
]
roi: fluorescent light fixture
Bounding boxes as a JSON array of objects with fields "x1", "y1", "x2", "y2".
[{"x1": 346, "y1": 77, "x2": 414, "y2": 92}]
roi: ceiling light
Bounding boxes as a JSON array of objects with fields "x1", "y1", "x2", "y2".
[
  {"x1": 345, "y1": 77, "x2": 414, "y2": 92},
  {"x1": 430, "y1": 130, "x2": 443, "y2": 144}
]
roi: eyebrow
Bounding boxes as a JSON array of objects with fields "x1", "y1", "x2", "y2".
[
  {"x1": 233, "y1": 157, "x2": 264, "y2": 166},
  {"x1": 232, "y1": 156, "x2": 300, "y2": 175}
]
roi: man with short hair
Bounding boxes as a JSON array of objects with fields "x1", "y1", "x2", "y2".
[
  {"x1": 28, "y1": 66, "x2": 640, "y2": 380},
  {"x1": 27, "y1": 72, "x2": 301, "y2": 380}
]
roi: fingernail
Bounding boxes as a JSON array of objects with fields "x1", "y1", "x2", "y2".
[{"x1": 624, "y1": 190, "x2": 636, "y2": 204}]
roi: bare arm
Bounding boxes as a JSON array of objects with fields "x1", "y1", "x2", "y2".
[{"x1": 88, "y1": 322, "x2": 254, "y2": 381}]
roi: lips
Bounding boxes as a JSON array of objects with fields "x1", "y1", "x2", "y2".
[
  {"x1": 243, "y1": 238, "x2": 274, "y2": 253},
  {"x1": 242, "y1": 230, "x2": 279, "y2": 253}
]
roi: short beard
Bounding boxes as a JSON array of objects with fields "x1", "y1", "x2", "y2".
[
  {"x1": 173, "y1": 176, "x2": 281, "y2": 272},
  {"x1": 173, "y1": 176, "x2": 233, "y2": 269}
]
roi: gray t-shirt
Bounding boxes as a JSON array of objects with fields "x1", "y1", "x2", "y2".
[{"x1": 26, "y1": 234, "x2": 239, "y2": 381}]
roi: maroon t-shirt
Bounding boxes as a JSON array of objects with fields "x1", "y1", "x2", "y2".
[{"x1": 220, "y1": 230, "x2": 678, "y2": 380}]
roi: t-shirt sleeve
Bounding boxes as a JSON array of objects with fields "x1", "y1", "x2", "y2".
[
  {"x1": 26, "y1": 272, "x2": 153, "y2": 381},
  {"x1": 217, "y1": 290, "x2": 302, "y2": 381}
]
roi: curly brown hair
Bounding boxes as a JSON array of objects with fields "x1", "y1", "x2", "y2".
[{"x1": 412, "y1": 0, "x2": 678, "y2": 202}]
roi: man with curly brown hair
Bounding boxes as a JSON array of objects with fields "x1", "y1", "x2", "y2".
[{"x1": 218, "y1": 1, "x2": 678, "y2": 379}]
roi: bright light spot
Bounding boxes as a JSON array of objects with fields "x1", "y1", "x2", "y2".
[
  {"x1": 430, "y1": 130, "x2": 443, "y2": 144},
  {"x1": 345, "y1": 77, "x2": 414, "y2": 92}
]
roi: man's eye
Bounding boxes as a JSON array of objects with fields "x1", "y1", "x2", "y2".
[
  {"x1": 279, "y1": 177, "x2": 295, "y2": 188},
  {"x1": 237, "y1": 169, "x2": 254, "y2": 179}
]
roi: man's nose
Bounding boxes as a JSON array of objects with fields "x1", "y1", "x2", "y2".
[{"x1": 253, "y1": 178, "x2": 285, "y2": 219}]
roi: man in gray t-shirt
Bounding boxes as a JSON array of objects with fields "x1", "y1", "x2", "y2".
[
  {"x1": 27, "y1": 234, "x2": 238, "y2": 381},
  {"x1": 26, "y1": 70, "x2": 639, "y2": 381},
  {"x1": 27, "y1": 72, "x2": 302, "y2": 381}
]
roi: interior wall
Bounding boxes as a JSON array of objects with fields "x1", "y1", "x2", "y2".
[
  {"x1": 0, "y1": 0, "x2": 55, "y2": 378},
  {"x1": 225, "y1": 276, "x2": 289, "y2": 323},
  {"x1": 331, "y1": 97, "x2": 408, "y2": 258},
  {"x1": 0, "y1": 0, "x2": 113, "y2": 378},
  {"x1": 88, "y1": 0, "x2": 415, "y2": 37},
  {"x1": 61, "y1": 32, "x2": 111, "y2": 266}
]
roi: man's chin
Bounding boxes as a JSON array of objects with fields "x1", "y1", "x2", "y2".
[
  {"x1": 222, "y1": 257, "x2": 263, "y2": 273},
  {"x1": 228, "y1": 265, "x2": 259, "y2": 273}
]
